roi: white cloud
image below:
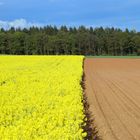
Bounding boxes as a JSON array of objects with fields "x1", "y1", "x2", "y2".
[{"x1": 0, "y1": 19, "x2": 44, "y2": 30}]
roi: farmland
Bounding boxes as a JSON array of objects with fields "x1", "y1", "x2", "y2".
[
  {"x1": 0, "y1": 56, "x2": 86, "y2": 140},
  {"x1": 1, "y1": 56, "x2": 140, "y2": 140},
  {"x1": 84, "y1": 58, "x2": 140, "y2": 140}
]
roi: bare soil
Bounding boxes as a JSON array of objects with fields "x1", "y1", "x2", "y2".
[{"x1": 84, "y1": 58, "x2": 140, "y2": 140}]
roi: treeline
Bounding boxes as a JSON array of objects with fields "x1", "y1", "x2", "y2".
[{"x1": 0, "y1": 26, "x2": 140, "y2": 55}]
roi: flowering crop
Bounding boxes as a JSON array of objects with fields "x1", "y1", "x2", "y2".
[{"x1": 0, "y1": 56, "x2": 86, "y2": 140}]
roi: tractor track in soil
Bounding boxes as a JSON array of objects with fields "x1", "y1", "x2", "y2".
[{"x1": 84, "y1": 58, "x2": 140, "y2": 140}]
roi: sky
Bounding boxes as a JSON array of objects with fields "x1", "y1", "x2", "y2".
[{"x1": 0, "y1": 0, "x2": 140, "y2": 30}]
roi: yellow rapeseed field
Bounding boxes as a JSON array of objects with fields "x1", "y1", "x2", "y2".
[{"x1": 0, "y1": 56, "x2": 86, "y2": 140}]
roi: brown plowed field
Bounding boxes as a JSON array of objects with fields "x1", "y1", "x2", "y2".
[{"x1": 84, "y1": 58, "x2": 140, "y2": 140}]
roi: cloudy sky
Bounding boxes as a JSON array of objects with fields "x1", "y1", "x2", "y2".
[{"x1": 0, "y1": 0, "x2": 140, "y2": 30}]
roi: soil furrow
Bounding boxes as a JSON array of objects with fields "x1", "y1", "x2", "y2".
[{"x1": 84, "y1": 58, "x2": 140, "y2": 140}]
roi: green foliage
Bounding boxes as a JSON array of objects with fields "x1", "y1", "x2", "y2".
[{"x1": 0, "y1": 26, "x2": 140, "y2": 55}]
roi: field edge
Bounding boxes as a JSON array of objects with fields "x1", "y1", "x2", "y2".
[{"x1": 82, "y1": 58, "x2": 101, "y2": 140}]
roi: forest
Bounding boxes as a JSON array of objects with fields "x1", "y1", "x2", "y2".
[{"x1": 0, "y1": 26, "x2": 140, "y2": 55}]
